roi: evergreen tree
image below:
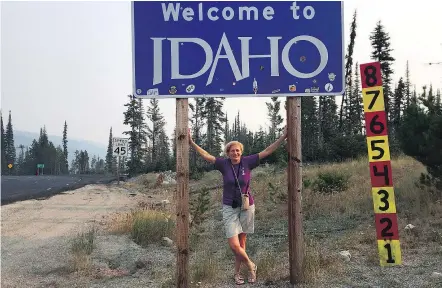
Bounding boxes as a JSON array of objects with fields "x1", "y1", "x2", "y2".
[
  {"x1": 318, "y1": 96, "x2": 338, "y2": 159},
  {"x1": 91, "y1": 155, "x2": 97, "y2": 174},
  {"x1": 266, "y1": 97, "x2": 284, "y2": 141},
  {"x1": 392, "y1": 77, "x2": 405, "y2": 131},
  {"x1": 55, "y1": 145, "x2": 64, "y2": 175},
  {"x1": 352, "y1": 63, "x2": 363, "y2": 134},
  {"x1": 106, "y1": 127, "x2": 114, "y2": 173},
  {"x1": 233, "y1": 112, "x2": 240, "y2": 140},
  {"x1": 404, "y1": 61, "x2": 412, "y2": 110},
  {"x1": 123, "y1": 95, "x2": 146, "y2": 174},
  {"x1": 189, "y1": 98, "x2": 207, "y2": 171},
  {"x1": 156, "y1": 129, "x2": 171, "y2": 171},
  {"x1": 399, "y1": 89, "x2": 442, "y2": 192},
  {"x1": 369, "y1": 20, "x2": 395, "y2": 125},
  {"x1": 146, "y1": 98, "x2": 166, "y2": 171},
  {"x1": 301, "y1": 96, "x2": 319, "y2": 161},
  {"x1": 17, "y1": 144, "x2": 25, "y2": 174},
  {"x1": 251, "y1": 127, "x2": 266, "y2": 155},
  {"x1": 224, "y1": 113, "x2": 231, "y2": 144},
  {"x1": 436, "y1": 89, "x2": 441, "y2": 113},
  {"x1": 340, "y1": 10, "x2": 358, "y2": 130},
  {"x1": 62, "y1": 121, "x2": 69, "y2": 173},
  {"x1": 1, "y1": 112, "x2": 6, "y2": 174},
  {"x1": 345, "y1": 62, "x2": 363, "y2": 135},
  {"x1": 204, "y1": 98, "x2": 226, "y2": 157},
  {"x1": 5, "y1": 111, "x2": 16, "y2": 173},
  {"x1": 265, "y1": 96, "x2": 284, "y2": 162}
]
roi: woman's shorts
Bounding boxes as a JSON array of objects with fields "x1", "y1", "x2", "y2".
[{"x1": 222, "y1": 204, "x2": 255, "y2": 239}]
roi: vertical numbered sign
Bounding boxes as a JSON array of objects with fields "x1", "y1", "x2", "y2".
[{"x1": 360, "y1": 62, "x2": 402, "y2": 266}]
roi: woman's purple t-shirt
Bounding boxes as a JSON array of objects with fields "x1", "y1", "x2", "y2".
[{"x1": 214, "y1": 154, "x2": 260, "y2": 206}]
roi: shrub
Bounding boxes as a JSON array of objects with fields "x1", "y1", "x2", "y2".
[
  {"x1": 131, "y1": 210, "x2": 175, "y2": 246},
  {"x1": 313, "y1": 171, "x2": 349, "y2": 194}
]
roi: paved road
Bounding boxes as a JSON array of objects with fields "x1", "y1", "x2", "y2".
[{"x1": 1, "y1": 175, "x2": 117, "y2": 205}]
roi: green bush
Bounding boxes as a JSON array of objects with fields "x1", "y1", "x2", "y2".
[{"x1": 313, "y1": 171, "x2": 349, "y2": 194}]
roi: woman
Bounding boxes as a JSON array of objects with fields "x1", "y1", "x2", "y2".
[{"x1": 188, "y1": 127, "x2": 287, "y2": 285}]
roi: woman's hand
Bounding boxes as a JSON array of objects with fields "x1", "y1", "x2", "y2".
[
  {"x1": 280, "y1": 126, "x2": 287, "y2": 140},
  {"x1": 188, "y1": 128, "x2": 193, "y2": 144}
]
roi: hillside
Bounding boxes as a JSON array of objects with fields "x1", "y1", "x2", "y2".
[
  {"x1": 70, "y1": 156, "x2": 442, "y2": 287},
  {"x1": 13, "y1": 130, "x2": 107, "y2": 164}
]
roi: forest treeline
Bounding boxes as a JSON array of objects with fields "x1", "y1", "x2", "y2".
[{"x1": 2, "y1": 11, "x2": 441, "y2": 192}]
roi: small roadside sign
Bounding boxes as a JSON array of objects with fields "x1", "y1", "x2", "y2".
[{"x1": 112, "y1": 137, "x2": 129, "y2": 156}]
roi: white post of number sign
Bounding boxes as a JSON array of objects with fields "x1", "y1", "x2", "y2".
[
  {"x1": 131, "y1": 1, "x2": 345, "y2": 286},
  {"x1": 112, "y1": 137, "x2": 129, "y2": 185}
]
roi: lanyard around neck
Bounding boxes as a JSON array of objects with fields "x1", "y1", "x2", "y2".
[{"x1": 230, "y1": 161, "x2": 242, "y2": 193}]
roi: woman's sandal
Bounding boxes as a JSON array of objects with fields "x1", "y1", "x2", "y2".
[
  {"x1": 248, "y1": 263, "x2": 257, "y2": 284},
  {"x1": 234, "y1": 273, "x2": 245, "y2": 285}
]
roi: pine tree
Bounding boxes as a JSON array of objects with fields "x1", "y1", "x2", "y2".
[
  {"x1": 1, "y1": 111, "x2": 6, "y2": 174},
  {"x1": 436, "y1": 89, "x2": 441, "y2": 113},
  {"x1": 399, "y1": 87, "x2": 442, "y2": 191},
  {"x1": 204, "y1": 98, "x2": 226, "y2": 157},
  {"x1": 266, "y1": 97, "x2": 284, "y2": 141},
  {"x1": 189, "y1": 98, "x2": 207, "y2": 171},
  {"x1": 318, "y1": 96, "x2": 338, "y2": 159},
  {"x1": 55, "y1": 145, "x2": 63, "y2": 175},
  {"x1": 251, "y1": 127, "x2": 266, "y2": 155},
  {"x1": 123, "y1": 95, "x2": 147, "y2": 174},
  {"x1": 393, "y1": 77, "x2": 405, "y2": 131},
  {"x1": 370, "y1": 20, "x2": 395, "y2": 125},
  {"x1": 233, "y1": 112, "x2": 240, "y2": 140},
  {"x1": 62, "y1": 121, "x2": 69, "y2": 174},
  {"x1": 348, "y1": 62, "x2": 363, "y2": 135},
  {"x1": 265, "y1": 96, "x2": 284, "y2": 163},
  {"x1": 301, "y1": 96, "x2": 319, "y2": 161},
  {"x1": 156, "y1": 129, "x2": 171, "y2": 171},
  {"x1": 17, "y1": 144, "x2": 25, "y2": 174},
  {"x1": 404, "y1": 61, "x2": 412, "y2": 110},
  {"x1": 106, "y1": 127, "x2": 114, "y2": 173},
  {"x1": 146, "y1": 98, "x2": 166, "y2": 171},
  {"x1": 339, "y1": 10, "x2": 357, "y2": 130},
  {"x1": 224, "y1": 113, "x2": 231, "y2": 144},
  {"x1": 5, "y1": 111, "x2": 16, "y2": 173},
  {"x1": 91, "y1": 155, "x2": 97, "y2": 173}
]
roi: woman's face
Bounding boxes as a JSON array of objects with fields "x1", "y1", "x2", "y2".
[{"x1": 228, "y1": 144, "x2": 242, "y2": 163}]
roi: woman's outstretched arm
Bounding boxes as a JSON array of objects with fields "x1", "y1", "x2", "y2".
[
  {"x1": 188, "y1": 129, "x2": 216, "y2": 164},
  {"x1": 258, "y1": 126, "x2": 287, "y2": 160}
]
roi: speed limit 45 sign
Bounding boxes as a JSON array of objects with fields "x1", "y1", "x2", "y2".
[{"x1": 112, "y1": 137, "x2": 129, "y2": 156}]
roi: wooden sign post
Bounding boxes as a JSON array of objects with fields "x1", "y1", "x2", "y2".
[
  {"x1": 131, "y1": 2, "x2": 345, "y2": 286},
  {"x1": 286, "y1": 97, "x2": 304, "y2": 284},
  {"x1": 175, "y1": 98, "x2": 190, "y2": 287}
]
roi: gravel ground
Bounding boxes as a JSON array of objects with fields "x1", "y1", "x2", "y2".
[{"x1": 2, "y1": 179, "x2": 441, "y2": 288}]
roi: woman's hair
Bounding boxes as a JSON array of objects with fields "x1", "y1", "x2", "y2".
[{"x1": 224, "y1": 141, "x2": 244, "y2": 156}]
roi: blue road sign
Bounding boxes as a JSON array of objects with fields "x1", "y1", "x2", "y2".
[{"x1": 132, "y1": 1, "x2": 344, "y2": 98}]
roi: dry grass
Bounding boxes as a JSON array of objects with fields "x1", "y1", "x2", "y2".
[
  {"x1": 102, "y1": 156, "x2": 441, "y2": 287},
  {"x1": 106, "y1": 208, "x2": 175, "y2": 247},
  {"x1": 68, "y1": 226, "x2": 97, "y2": 274}
]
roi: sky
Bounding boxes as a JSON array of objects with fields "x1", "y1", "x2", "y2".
[{"x1": 1, "y1": 0, "x2": 441, "y2": 147}]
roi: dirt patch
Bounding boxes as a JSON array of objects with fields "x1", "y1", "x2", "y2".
[{"x1": 1, "y1": 183, "x2": 162, "y2": 288}]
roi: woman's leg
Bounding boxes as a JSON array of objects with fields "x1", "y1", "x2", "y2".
[
  {"x1": 228, "y1": 234, "x2": 254, "y2": 271},
  {"x1": 235, "y1": 233, "x2": 247, "y2": 273}
]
